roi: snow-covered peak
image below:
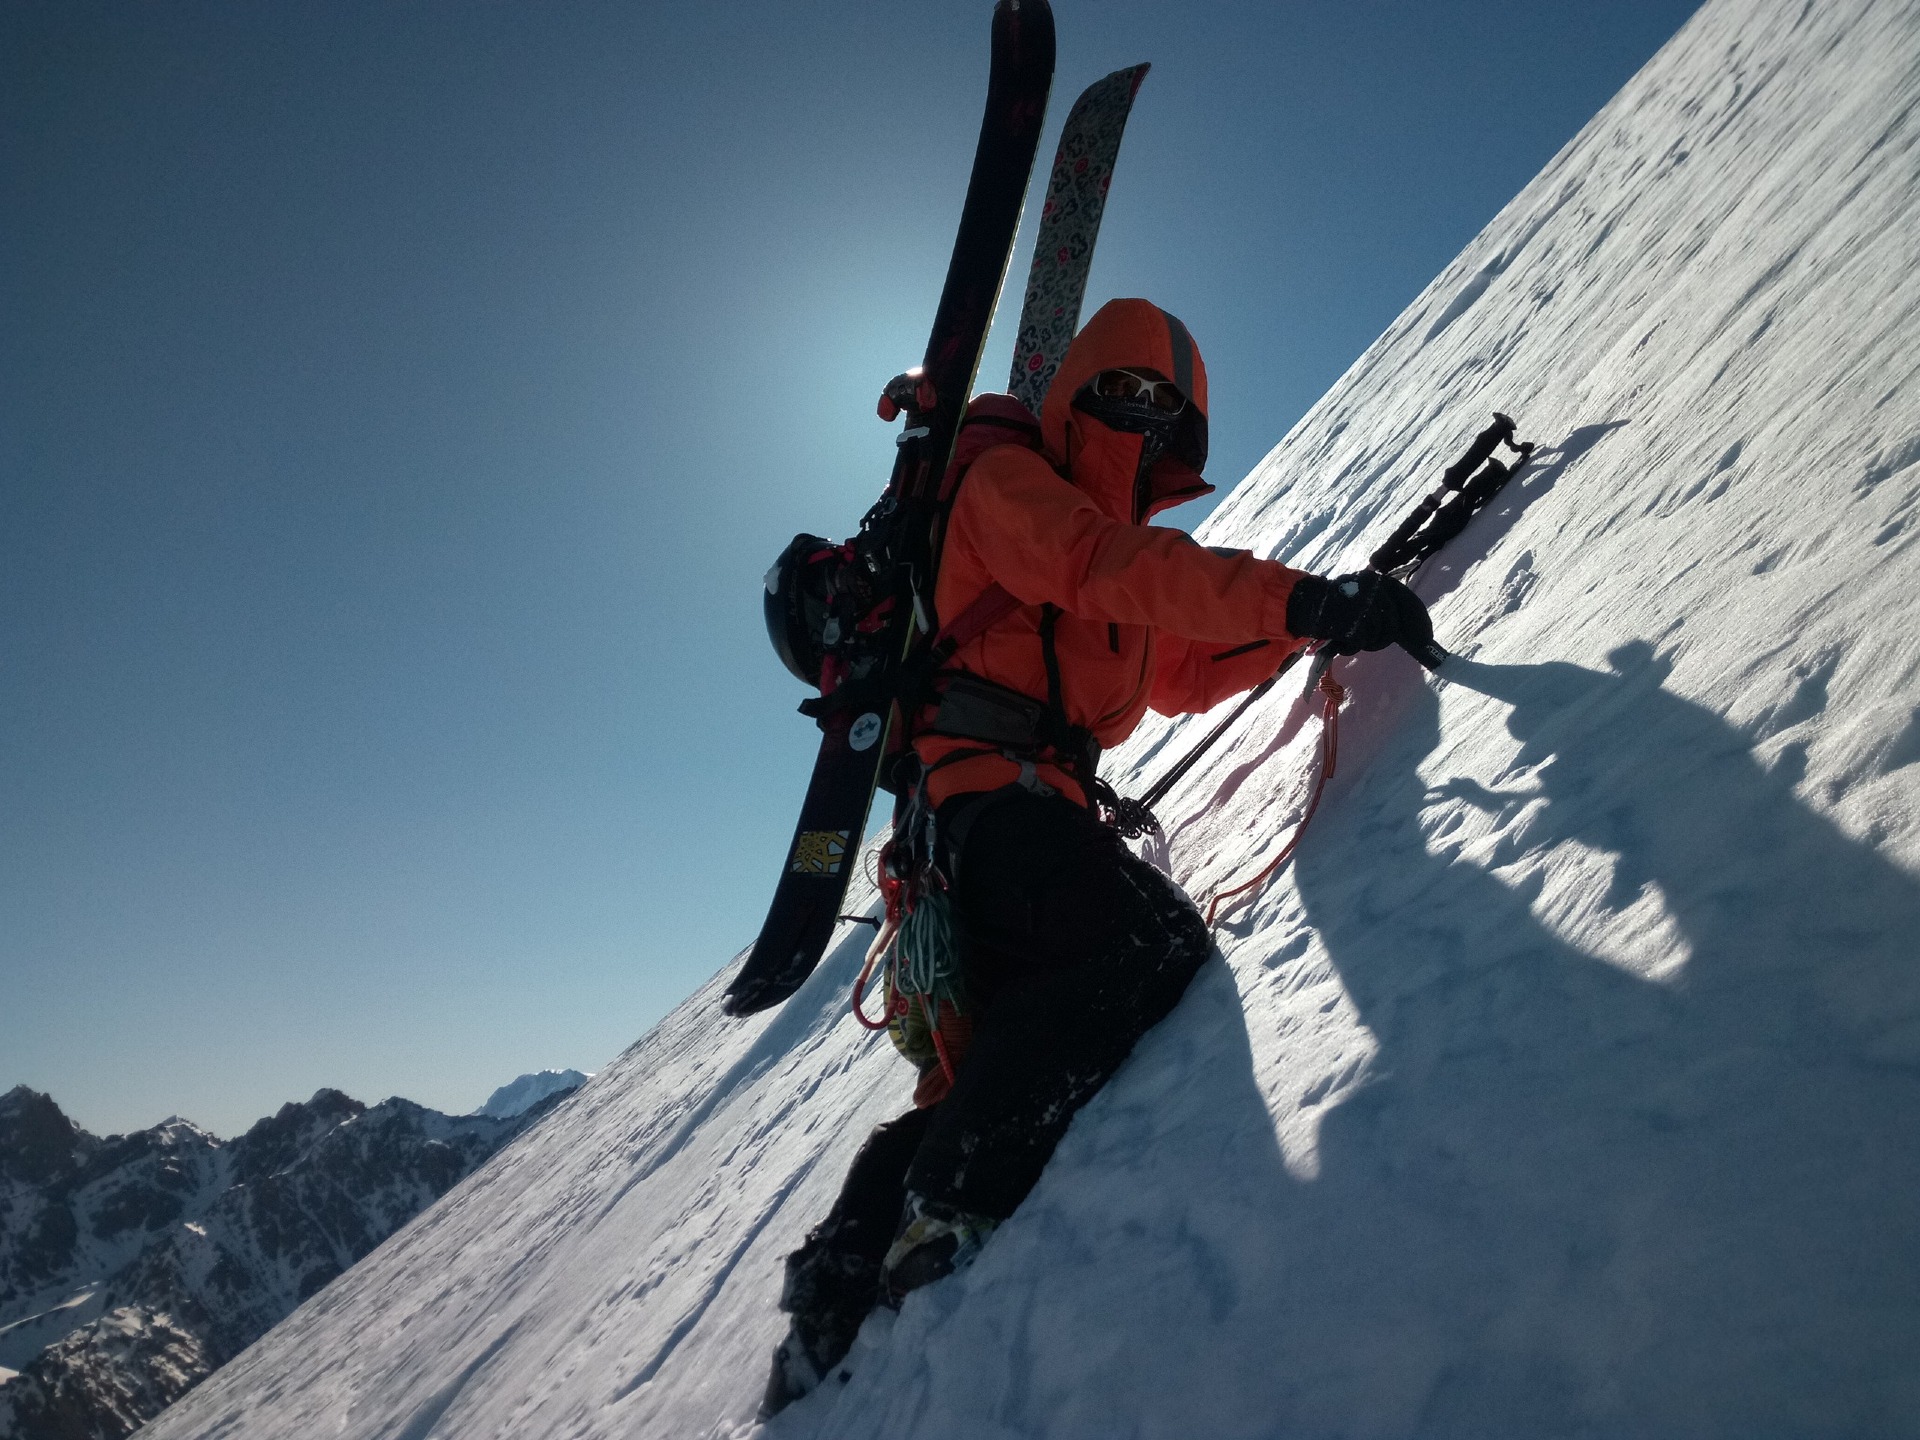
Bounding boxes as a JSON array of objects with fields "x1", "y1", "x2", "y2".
[
  {"x1": 148, "y1": 1118, "x2": 214, "y2": 1146},
  {"x1": 474, "y1": 1070, "x2": 591, "y2": 1120},
  {"x1": 138, "y1": 1, "x2": 1920, "y2": 1435}
]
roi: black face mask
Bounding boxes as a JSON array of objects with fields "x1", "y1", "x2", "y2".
[{"x1": 1072, "y1": 389, "x2": 1184, "y2": 453}]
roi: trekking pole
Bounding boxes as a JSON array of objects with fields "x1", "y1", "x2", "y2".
[
  {"x1": 1123, "y1": 412, "x2": 1532, "y2": 839},
  {"x1": 1133, "y1": 654, "x2": 1300, "y2": 816},
  {"x1": 1193, "y1": 414, "x2": 1535, "y2": 921},
  {"x1": 1101, "y1": 666, "x2": 1294, "y2": 837}
]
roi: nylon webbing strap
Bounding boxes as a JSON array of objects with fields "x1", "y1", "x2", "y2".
[
  {"x1": 1036, "y1": 603, "x2": 1094, "y2": 778},
  {"x1": 1038, "y1": 604, "x2": 1066, "y2": 719},
  {"x1": 934, "y1": 582, "x2": 1024, "y2": 656}
]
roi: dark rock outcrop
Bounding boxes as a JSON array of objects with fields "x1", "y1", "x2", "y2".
[{"x1": 0, "y1": 1078, "x2": 580, "y2": 1440}]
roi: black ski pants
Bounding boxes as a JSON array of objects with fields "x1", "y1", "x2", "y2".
[{"x1": 781, "y1": 787, "x2": 1211, "y2": 1323}]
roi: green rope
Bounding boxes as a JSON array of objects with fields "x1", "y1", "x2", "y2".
[{"x1": 893, "y1": 886, "x2": 965, "y2": 1010}]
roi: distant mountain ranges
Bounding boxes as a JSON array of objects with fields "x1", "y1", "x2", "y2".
[{"x1": 0, "y1": 1072, "x2": 586, "y2": 1440}]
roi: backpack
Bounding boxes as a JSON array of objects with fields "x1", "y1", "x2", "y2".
[{"x1": 761, "y1": 392, "x2": 1050, "y2": 794}]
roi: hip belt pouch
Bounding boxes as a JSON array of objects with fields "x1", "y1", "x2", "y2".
[{"x1": 930, "y1": 672, "x2": 1049, "y2": 749}]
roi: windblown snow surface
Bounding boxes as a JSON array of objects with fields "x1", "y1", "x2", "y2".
[{"x1": 143, "y1": 0, "x2": 1920, "y2": 1435}]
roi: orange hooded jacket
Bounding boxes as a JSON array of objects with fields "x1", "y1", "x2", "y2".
[{"x1": 913, "y1": 298, "x2": 1312, "y2": 807}]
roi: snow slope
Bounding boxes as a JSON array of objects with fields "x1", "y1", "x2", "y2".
[{"x1": 143, "y1": 0, "x2": 1920, "y2": 1434}]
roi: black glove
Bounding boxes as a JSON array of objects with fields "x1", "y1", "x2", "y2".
[{"x1": 1286, "y1": 570, "x2": 1445, "y2": 669}]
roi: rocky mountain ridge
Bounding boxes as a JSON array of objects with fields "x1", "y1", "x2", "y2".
[{"x1": 0, "y1": 1077, "x2": 580, "y2": 1440}]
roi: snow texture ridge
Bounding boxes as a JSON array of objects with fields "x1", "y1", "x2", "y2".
[{"x1": 142, "y1": 0, "x2": 1920, "y2": 1434}]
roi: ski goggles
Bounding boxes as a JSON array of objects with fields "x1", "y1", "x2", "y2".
[{"x1": 1089, "y1": 368, "x2": 1187, "y2": 414}]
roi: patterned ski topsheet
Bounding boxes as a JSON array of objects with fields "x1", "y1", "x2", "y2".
[{"x1": 1008, "y1": 63, "x2": 1150, "y2": 415}]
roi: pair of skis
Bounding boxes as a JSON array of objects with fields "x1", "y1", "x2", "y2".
[{"x1": 725, "y1": 0, "x2": 1150, "y2": 1016}]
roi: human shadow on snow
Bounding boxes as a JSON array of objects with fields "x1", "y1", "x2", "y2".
[
  {"x1": 1266, "y1": 644, "x2": 1920, "y2": 1437},
  {"x1": 785, "y1": 644, "x2": 1920, "y2": 1439}
]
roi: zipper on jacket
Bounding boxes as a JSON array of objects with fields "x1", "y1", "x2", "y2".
[{"x1": 1209, "y1": 638, "x2": 1271, "y2": 662}]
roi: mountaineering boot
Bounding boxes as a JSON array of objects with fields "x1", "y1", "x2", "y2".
[
  {"x1": 759, "y1": 1107, "x2": 936, "y2": 1416},
  {"x1": 880, "y1": 1192, "x2": 1000, "y2": 1307},
  {"x1": 760, "y1": 1310, "x2": 854, "y2": 1420},
  {"x1": 757, "y1": 1242, "x2": 881, "y2": 1419},
  {"x1": 759, "y1": 1290, "x2": 869, "y2": 1418}
]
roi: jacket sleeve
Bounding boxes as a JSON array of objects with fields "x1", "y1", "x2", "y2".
[
  {"x1": 951, "y1": 445, "x2": 1307, "y2": 644},
  {"x1": 1149, "y1": 633, "x2": 1300, "y2": 717}
]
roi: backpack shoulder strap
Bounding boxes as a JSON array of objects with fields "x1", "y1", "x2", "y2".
[
  {"x1": 936, "y1": 394, "x2": 1044, "y2": 505},
  {"x1": 932, "y1": 583, "x2": 1024, "y2": 659},
  {"x1": 925, "y1": 391, "x2": 1044, "y2": 650},
  {"x1": 928, "y1": 393, "x2": 1046, "y2": 592}
]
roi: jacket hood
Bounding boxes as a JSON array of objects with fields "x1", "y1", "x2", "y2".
[{"x1": 1041, "y1": 298, "x2": 1213, "y2": 522}]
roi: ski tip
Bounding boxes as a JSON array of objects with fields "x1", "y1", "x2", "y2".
[
  {"x1": 995, "y1": 0, "x2": 1057, "y2": 62},
  {"x1": 1084, "y1": 62, "x2": 1149, "y2": 101}
]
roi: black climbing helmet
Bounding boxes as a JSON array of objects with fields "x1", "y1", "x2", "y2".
[{"x1": 763, "y1": 533, "x2": 841, "y2": 687}]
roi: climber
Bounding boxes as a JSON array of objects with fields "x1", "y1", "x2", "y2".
[{"x1": 762, "y1": 298, "x2": 1434, "y2": 1415}]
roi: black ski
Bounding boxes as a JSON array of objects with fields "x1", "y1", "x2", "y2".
[{"x1": 725, "y1": 1, "x2": 1054, "y2": 1017}]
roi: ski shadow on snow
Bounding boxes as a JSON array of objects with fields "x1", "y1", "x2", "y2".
[{"x1": 1258, "y1": 643, "x2": 1920, "y2": 1434}]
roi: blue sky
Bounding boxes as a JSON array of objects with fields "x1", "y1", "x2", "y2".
[{"x1": 2, "y1": 0, "x2": 1700, "y2": 1137}]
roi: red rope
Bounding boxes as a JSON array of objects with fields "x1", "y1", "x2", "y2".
[
  {"x1": 1204, "y1": 666, "x2": 1346, "y2": 926},
  {"x1": 850, "y1": 931, "x2": 895, "y2": 1030},
  {"x1": 851, "y1": 853, "x2": 906, "y2": 1030},
  {"x1": 925, "y1": 995, "x2": 958, "y2": 1087}
]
